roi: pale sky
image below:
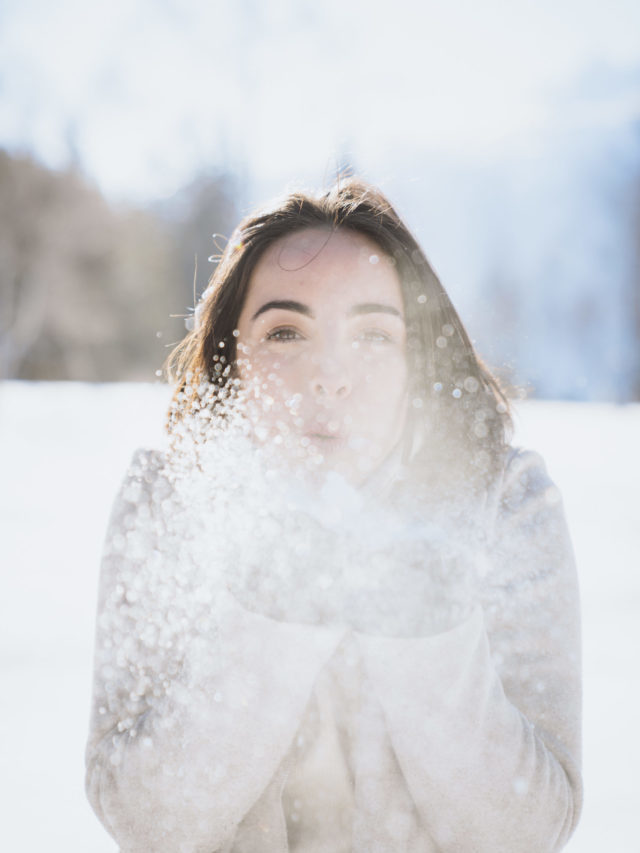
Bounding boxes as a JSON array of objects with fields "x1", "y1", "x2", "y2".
[{"x1": 1, "y1": 0, "x2": 639, "y2": 202}]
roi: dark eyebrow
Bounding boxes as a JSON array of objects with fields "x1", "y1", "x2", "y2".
[
  {"x1": 347, "y1": 302, "x2": 403, "y2": 319},
  {"x1": 251, "y1": 300, "x2": 314, "y2": 322}
]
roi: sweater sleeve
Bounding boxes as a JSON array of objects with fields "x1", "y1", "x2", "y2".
[
  {"x1": 355, "y1": 449, "x2": 582, "y2": 852},
  {"x1": 85, "y1": 449, "x2": 345, "y2": 853}
]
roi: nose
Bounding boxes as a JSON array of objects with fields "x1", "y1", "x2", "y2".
[{"x1": 309, "y1": 356, "x2": 352, "y2": 400}]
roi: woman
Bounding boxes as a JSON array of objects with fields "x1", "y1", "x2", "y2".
[{"x1": 85, "y1": 179, "x2": 582, "y2": 852}]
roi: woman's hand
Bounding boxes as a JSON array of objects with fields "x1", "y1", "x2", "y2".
[
  {"x1": 334, "y1": 535, "x2": 476, "y2": 637},
  {"x1": 225, "y1": 503, "x2": 477, "y2": 638}
]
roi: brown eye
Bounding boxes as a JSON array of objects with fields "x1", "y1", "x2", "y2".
[
  {"x1": 356, "y1": 329, "x2": 392, "y2": 344},
  {"x1": 265, "y1": 327, "x2": 304, "y2": 342}
]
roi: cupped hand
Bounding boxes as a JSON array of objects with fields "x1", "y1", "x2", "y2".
[{"x1": 226, "y1": 506, "x2": 478, "y2": 638}]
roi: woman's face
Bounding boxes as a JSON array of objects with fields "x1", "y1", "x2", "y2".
[{"x1": 236, "y1": 227, "x2": 408, "y2": 484}]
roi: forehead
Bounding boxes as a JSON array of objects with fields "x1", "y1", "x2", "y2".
[{"x1": 244, "y1": 227, "x2": 403, "y2": 311}]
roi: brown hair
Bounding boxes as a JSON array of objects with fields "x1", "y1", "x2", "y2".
[{"x1": 165, "y1": 178, "x2": 512, "y2": 492}]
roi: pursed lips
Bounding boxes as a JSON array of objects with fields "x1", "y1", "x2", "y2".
[
  {"x1": 303, "y1": 413, "x2": 345, "y2": 440},
  {"x1": 306, "y1": 431, "x2": 342, "y2": 441}
]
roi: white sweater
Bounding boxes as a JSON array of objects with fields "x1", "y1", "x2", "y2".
[{"x1": 85, "y1": 446, "x2": 582, "y2": 852}]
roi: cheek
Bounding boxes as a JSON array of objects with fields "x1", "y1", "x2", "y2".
[
  {"x1": 350, "y1": 355, "x2": 408, "y2": 432},
  {"x1": 356, "y1": 351, "x2": 408, "y2": 396},
  {"x1": 239, "y1": 349, "x2": 305, "y2": 399}
]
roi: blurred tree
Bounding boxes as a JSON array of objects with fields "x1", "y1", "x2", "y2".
[
  {"x1": 0, "y1": 151, "x2": 240, "y2": 380},
  {"x1": 633, "y1": 165, "x2": 640, "y2": 400},
  {"x1": 153, "y1": 170, "x2": 241, "y2": 310}
]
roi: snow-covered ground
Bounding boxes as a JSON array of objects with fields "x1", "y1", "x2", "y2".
[{"x1": 0, "y1": 381, "x2": 638, "y2": 852}]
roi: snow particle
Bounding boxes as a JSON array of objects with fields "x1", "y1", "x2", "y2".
[{"x1": 513, "y1": 776, "x2": 529, "y2": 795}]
